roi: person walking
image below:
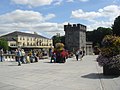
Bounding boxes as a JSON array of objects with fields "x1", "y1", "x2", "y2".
[
  {"x1": 81, "y1": 49, "x2": 85, "y2": 59},
  {"x1": 16, "y1": 48, "x2": 22, "y2": 66},
  {"x1": 79, "y1": 49, "x2": 83, "y2": 60},
  {"x1": 21, "y1": 49, "x2": 26, "y2": 64},
  {"x1": 0, "y1": 49, "x2": 4, "y2": 62},
  {"x1": 75, "y1": 49, "x2": 80, "y2": 61}
]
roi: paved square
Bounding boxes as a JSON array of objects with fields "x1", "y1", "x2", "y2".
[{"x1": 0, "y1": 55, "x2": 120, "y2": 90}]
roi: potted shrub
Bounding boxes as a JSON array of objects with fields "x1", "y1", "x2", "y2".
[{"x1": 96, "y1": 35, "x2": 120, "y2": 75}]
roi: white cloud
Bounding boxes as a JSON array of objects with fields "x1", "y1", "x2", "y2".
[
  {"x1": 0, "y1": 9, "x2": 60, "y2": 38},
  {"x1": 0, "y1": 10, "x2": 44, "y2": 24},
  {"x1": 44, "y1": 14, "x2": 56, "y2": 20},
  {"x1": 11, "y1": 0, "x2": 53, "y2": 7},
  {"x1": 99, "y1": 5, "x2": 120, "y2": 21},
  {"x1": 71, "y1": 5, "x2": 120, "y2": 31},
  {"x1": 72, "y1": 5, "x2": 120, "y2": 20},
  {"x1": 11, "y1": 0, "x2": 64, "y2": 7},
  {"x1": 87, "y1": 21, "x2": 113, "y2": 31},
  {"x1": 0, "y1": 9, "x2": 55, "y2": 24},
  {"x1": 11, "y1": 0, "x2": 89, "y2": 7},
  {"x1": 53, "y1": 0, "x2": 63, "y2": 5},
  {"x1": 71, "y1": 9, "x2": 101, "y2": 19}
]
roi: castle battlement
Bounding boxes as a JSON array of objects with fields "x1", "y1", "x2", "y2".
[{"x1": 64, "y1": 23, "x2": 86, "y2": 31}]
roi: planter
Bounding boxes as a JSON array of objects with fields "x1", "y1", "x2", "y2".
[
  {"x1": 103, "y1": 65, "x2": 120, "y2": 75},
  {"x1": 56, "y1": 56, "x2": 65, "y2": 63}
]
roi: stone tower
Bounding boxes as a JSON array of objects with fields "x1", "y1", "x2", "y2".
[{"x1": 64, "y1": 23, "x2": 86, "y2": 52}]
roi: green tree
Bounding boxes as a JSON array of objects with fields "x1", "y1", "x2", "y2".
[
  {"x1": 112, "y1": 15, "x2": 120, "y2": 36},
  {"x1": 52, "y1": 35, "x2": 65, "y2": 48},
  {"x1": 86, "y1": 27, "x2": 112, "y2": 47},
  {"x1": 0, "y1": 39, "x2": 9, "y2": 50},
  {"x1": 52, "y1": 35, "x2": 61, "y2": 47},
  {"x1": 60, "y1": 36, "x2": 65, "y2": 45}
]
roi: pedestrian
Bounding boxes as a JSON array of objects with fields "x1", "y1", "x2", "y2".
[
  {"x1": 34, "y1": 51, "x2": 38, "y2": 62},
  {"x1": 79, "y1": 49, "x2": 83, "y2": 60},
  {"x1": 0, "y1": 49, "x2": 4, "y2": 62},
  {"x1": 75, "y1": 49, "x2": 80, "y2": 61},
  {"x1": 26, "y1": 53, "x2": 30, "y2": 63},
  {"x1": 29, "y1": 51, "x2": 34, "y2": 63},
  {"x1": 81, "y1": 49, "x2": 85, "y2": 59},
  {"x1": 16, "y1": 48, "x2": 22, "y2": 66},
  {"x1": 21, "y1": 49, "x2": 26, "y2": 64}
]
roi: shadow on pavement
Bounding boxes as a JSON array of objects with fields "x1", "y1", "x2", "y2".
[
  {"x1": 44, "y1": 62, "x2": 53, "y2": 63},
  {"x1": 8, "y1": 64, "x2": 18, "y2": 66},
  {"x1": 81, "y1": 73, "x2": 119, "y2": 79}
]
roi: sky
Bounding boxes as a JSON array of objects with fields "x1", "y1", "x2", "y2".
[{"x1": 0, "y1": 0, "x2": 120, "y2": 38}]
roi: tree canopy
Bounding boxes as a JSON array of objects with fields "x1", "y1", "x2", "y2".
[
  {"x1": 112, "y1": 15, "x2": 120, "y2": 36},
  {"x1": 0, "y1": 38, "x2": 9, "y2": 50},
  {"x1": 86, "y1": 27, "x2": 112, "y2": 47},
  {"x1": 52, "y1": 35, "x2": 65, "y2": 48}
]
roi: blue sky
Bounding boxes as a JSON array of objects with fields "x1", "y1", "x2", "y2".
[{"x1": 0, "y1": 0, "x2": 120, "y2": 38}]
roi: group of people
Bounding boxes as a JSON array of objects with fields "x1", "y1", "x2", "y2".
[
  {"x1": 50, "y1": 48, "x2": 85, "y2": 63},
  {"x1": 75, "y1": 49, "x2": 85, "y2": 61},
  {"x1": 15, "y1": 48, "x2": 43, "y2": 66},
  {"x1": 1, "y1": 47, "x2": 86, "y2": 65}
]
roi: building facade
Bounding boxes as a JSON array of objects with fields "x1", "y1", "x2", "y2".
[
  {"x1": 0, "y1": 31, "x2": 53, "y2": 50},
  {"x1": 64, "y1": 23, "x2": 93, "y2": 55}
]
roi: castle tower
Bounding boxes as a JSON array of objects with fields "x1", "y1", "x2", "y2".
[{"x1": 64, "y1": 23, "x2": 86, "y2": 52}]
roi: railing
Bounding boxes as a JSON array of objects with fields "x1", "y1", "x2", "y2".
[
  {"x1": 1, "y1": 54, "x2": 49, "y2": 62},
  {"x1": 1, "y1": 54, "x2": 16, "y2": 61}
]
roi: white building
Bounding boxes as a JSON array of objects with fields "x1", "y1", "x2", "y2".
[{"x1": 0, "y1": 31, "x2": 53, "y2": 50}]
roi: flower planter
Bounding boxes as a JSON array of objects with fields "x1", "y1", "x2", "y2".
[
  {"x1": 103, "y1": 65, "x2": 120, "y2": 75},
  {"x1": 97, "y1": 35, "x2": 120, "y2": 76},
  {"x1": 56, "y1": 55, "x2": 66, "y2": 63}
]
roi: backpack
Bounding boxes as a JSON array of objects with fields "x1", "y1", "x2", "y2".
[{"x1": 17, "y1": 51, "x2": 22, "y2": 57}]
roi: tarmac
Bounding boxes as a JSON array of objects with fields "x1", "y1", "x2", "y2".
[{"x1": 0, "y1": 55, "x2": 120, "y2": 90}]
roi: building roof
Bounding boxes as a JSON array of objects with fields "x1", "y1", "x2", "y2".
[{"x1": 0, "y1": 31, "x2": 51, "y2": 41}]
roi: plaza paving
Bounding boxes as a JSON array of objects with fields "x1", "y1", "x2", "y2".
[{"x1": 0, "y1": 55, "x2": 120, "y2": 90}]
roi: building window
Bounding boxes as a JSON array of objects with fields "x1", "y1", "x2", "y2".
[
  {"x1": 27, "y1": 42, "x2": 29, "y2": 46},
  {"x1": 23, "y1": 43, "x2": 25, "y2": 46},
  {"x1": 10, "y1": 43, "x2": 16, "y2": 46}
]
